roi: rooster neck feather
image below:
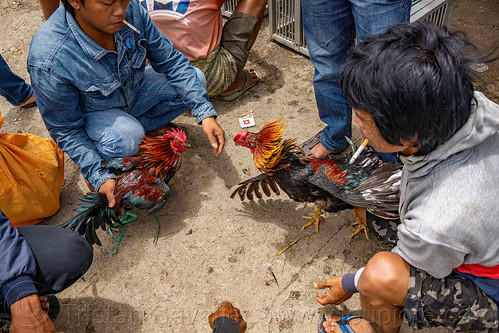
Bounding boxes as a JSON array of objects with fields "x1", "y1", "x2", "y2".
[
  {"x1": 253, "y1": 120, "x2": 298, "y2": 173},
  {"x1": 135, "y1": 136, "x2": 182, "y2": 179}
]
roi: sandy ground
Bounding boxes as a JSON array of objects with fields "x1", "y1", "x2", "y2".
[{"x1": 0, "y1": 0, "x2": 497, "y2": 332}]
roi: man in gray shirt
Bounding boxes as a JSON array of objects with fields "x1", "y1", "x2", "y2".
[{"x1": 314, "y1": 21, "x2": 498, "y2": 333}]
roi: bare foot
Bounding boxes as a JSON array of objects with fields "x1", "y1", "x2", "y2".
[
  {"x1": 323, "y1": 314, "x2": 374, "y2": 333},
  {"x1": 220, "y1": 68, "x2": 258, "y2": 97},
  {"x1": 311, "y1": 141, "x2": 331, "y2": 159},
  {"x1": 17, "y1": 93, "x2": 36, "y2": 108}
]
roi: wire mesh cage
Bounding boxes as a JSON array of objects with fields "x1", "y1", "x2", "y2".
[
  {"x1": 221, "y1": 0, "x2": 240, "y2": 17},
  {"x1": 268, "y1": 0, "x2": 308, "y2": 56},
  {"x1": 268, "y1": 0, "x2": 456, "y2": 57},
  {"x1": 410, "y1": 0, "x2": 456, "y2": 27}
]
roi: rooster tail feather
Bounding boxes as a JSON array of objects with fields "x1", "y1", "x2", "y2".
[
  {"x1": 58, "y1": 192, "x2": 121, "y2": 246},
  {"x1": 264, "y1": 177, "x2": 280, "y2": 196},
  {"x1": 247, "y1": 182, "x2": 256, "y2": 200},
  {"x1": 229, "y1": 174, "x2": 281, "y2": 201}
]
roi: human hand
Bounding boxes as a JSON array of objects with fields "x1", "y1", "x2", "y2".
[
  {"x1": 98, "y1": 178, "x2": 116, "y2": 208},
  {"x1": 201, "y1": 116, "x2": 225, "y2": 157},
  {"x1": 9, "y1": 294, "x2": 57, "y2": 332},
  {"x1": 208, "y1": 302, "x2": 247, "y2": 333},
  {"x1": 314, "y1": 276, "x2": 353, "y2": 305}
]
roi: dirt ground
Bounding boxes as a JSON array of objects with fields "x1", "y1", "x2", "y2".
[{"x1": 0, "y1": 0, "x2": 497, "y2": 332}]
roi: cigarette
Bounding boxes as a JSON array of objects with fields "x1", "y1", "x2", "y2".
[
  {"x1": 349, "y1": 139, "x2": 369, "y2": 164},
  {"x1": 122, "y1": 20, "x2": 141, "y2": 34}
]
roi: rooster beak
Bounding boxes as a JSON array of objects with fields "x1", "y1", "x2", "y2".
[{"x1": 184, "y1": 142, "x2": 191, "y2": 148}]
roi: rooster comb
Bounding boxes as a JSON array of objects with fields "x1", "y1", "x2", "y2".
[{"x1": 164, "y1": 128, "x2": 187, "y2": 142}]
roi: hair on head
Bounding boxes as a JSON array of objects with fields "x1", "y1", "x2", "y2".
[{"x1": 339, "y1": 20, "x2": 495, "y2": 155}]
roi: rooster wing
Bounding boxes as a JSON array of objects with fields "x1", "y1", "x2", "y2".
[
  {"x1": 231, "y1": 150, "x2": 353, "y2": 213},
  {"x1": 308, "y1": 153, "x2": 401, "y2": 219}
]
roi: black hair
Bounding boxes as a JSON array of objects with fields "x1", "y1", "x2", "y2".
[
  {"x1": 61, "y1": 0, "x2": 84, "y2": 16},
  {"x1": 339, "y1": 20, "x2": 494, "y2": 155}
]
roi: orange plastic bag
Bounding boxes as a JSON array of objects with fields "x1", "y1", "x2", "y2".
[{"x1": 0, "y1": 112, "x2": 64, "y2": 226}]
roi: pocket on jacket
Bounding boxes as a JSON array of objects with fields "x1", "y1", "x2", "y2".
[
  {"x1": 130, "y1": 39, "x2": 147, "y2": 86},
  {"x1": 82, "y1": 80, "x2": 121, "y2": 111}
]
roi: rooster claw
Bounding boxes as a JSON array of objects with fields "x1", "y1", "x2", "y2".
[
  {"x1": 301, "y1": 207, "x2": 323, "y2": 232},
  {"x1": 351, "y1": 208, "x2": 369, "y2": 239}
]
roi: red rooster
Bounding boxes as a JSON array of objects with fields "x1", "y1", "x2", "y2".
[
  {"x1": 59, "y1": 129, "x2": 187, "y2": 245},
  {"x1": 231, "y1": 120, "x2": 401, "y2": 237}
]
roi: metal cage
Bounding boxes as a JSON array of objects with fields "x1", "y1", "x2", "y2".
[{"x1": 410, "y1": 0, "x2": 456, "y2": 27}]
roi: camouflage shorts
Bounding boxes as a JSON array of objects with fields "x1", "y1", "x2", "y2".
[{"x1": 366, "y1": 213, "x2": 499, "y2": 332}]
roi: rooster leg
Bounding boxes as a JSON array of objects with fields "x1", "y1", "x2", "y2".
[
  {"x1": 350, "y1": 209, "x2": 369, "y2": 239},
  {"x1": 301, "y1": 207, "x2": 323, "y2": 232}
]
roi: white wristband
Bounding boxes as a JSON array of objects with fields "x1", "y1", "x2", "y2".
[{"x1": 354, "y1": 267, "x2": 365, "y2": 291}]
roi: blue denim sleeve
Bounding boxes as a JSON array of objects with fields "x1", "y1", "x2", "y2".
[
  {"x1": 0, "y1": 210, "x2": 38, "y2": 308},
  {"x1": 129, "y1": 1, "x2": 217, "y2": 124},
  {"x1": 28, "y1": 66, "x2": 115, "y2": 191}
]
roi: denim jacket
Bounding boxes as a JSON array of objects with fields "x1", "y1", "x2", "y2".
[{"x1": 28, "y1": 0, "x2": 216, "y2": 190}]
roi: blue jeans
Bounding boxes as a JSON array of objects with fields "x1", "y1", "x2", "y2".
[
  {"x1": 302, "y1": 0, "x2": 411, "y2": 155},
  {"x1": 0, "y1": 53, "x2": 33, "y2": 106},
  {"x1": 83, "y1": 66, "x2": 205, "y2": 159}
]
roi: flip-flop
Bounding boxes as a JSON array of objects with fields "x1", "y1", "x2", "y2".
[
  {"x1": 317, "y1": 314, "x2": 363, "y2": 333},
  {"x1": 220, "y1": 69, "x2": 258, "y2": 101},
  {"x1": 300, "y1": 131, "x2": 322, "y2": 157}
]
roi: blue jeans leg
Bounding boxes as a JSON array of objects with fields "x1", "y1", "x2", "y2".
[
  {"x1": 0, "y1": 53, "x2": 33, "y2": 106},
  {"x1": 352, "y1": 0, "x2": 411, "y2": 43},
  {"x1": 302, "y1": 0, "x2": 354, "y2": 153},
  {"x1": 84, "y1": 109, "x2": 146, "y2": 159},
  {"x1": 128, "y1": 66, "x2": 190, "y2": 131},
  {"x1": 302, "y1": 0, "x2": 411, "y2": 156}
]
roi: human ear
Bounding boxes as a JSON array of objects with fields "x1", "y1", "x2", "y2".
[{"x1": 68, "y1": 0, "x2": 81, "y2": 10}]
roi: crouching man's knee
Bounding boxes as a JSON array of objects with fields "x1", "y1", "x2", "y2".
[
  {"x1": 86, "y1": 109, "x2": 145, "y2": 159},
  {"x1": 358, "y1": 251, "x2": 410, "y2": 306}
]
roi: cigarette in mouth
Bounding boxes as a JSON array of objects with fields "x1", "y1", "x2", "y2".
[
  {"x1": 349, "y1": 138, "x2": 369, "y2": 164},
  {"x1": 122, "y1": 20, "x2": 141, "y2": 34}
]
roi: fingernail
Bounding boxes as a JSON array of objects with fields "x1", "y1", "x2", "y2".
[
  {"x1": 313, "y1": 283, "x2": 317, "y2": 288},
  {"x1": 212, "y1": 143, "x2": 218, "y2": 148}
]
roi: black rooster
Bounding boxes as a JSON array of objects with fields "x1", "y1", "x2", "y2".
[{"x1": 231, "y1": 120, "x2": 401, "y2": 237}]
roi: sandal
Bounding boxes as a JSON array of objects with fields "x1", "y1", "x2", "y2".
[
  {"x1": 300, "y1": 131, "x2": 322, "y2": 157},
  {"x1": 220, "y1": 69, "x2": 258, "y2": 101},
  {"x1": 318, "y1": 314, "x2": 364, "y2": 333}
]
